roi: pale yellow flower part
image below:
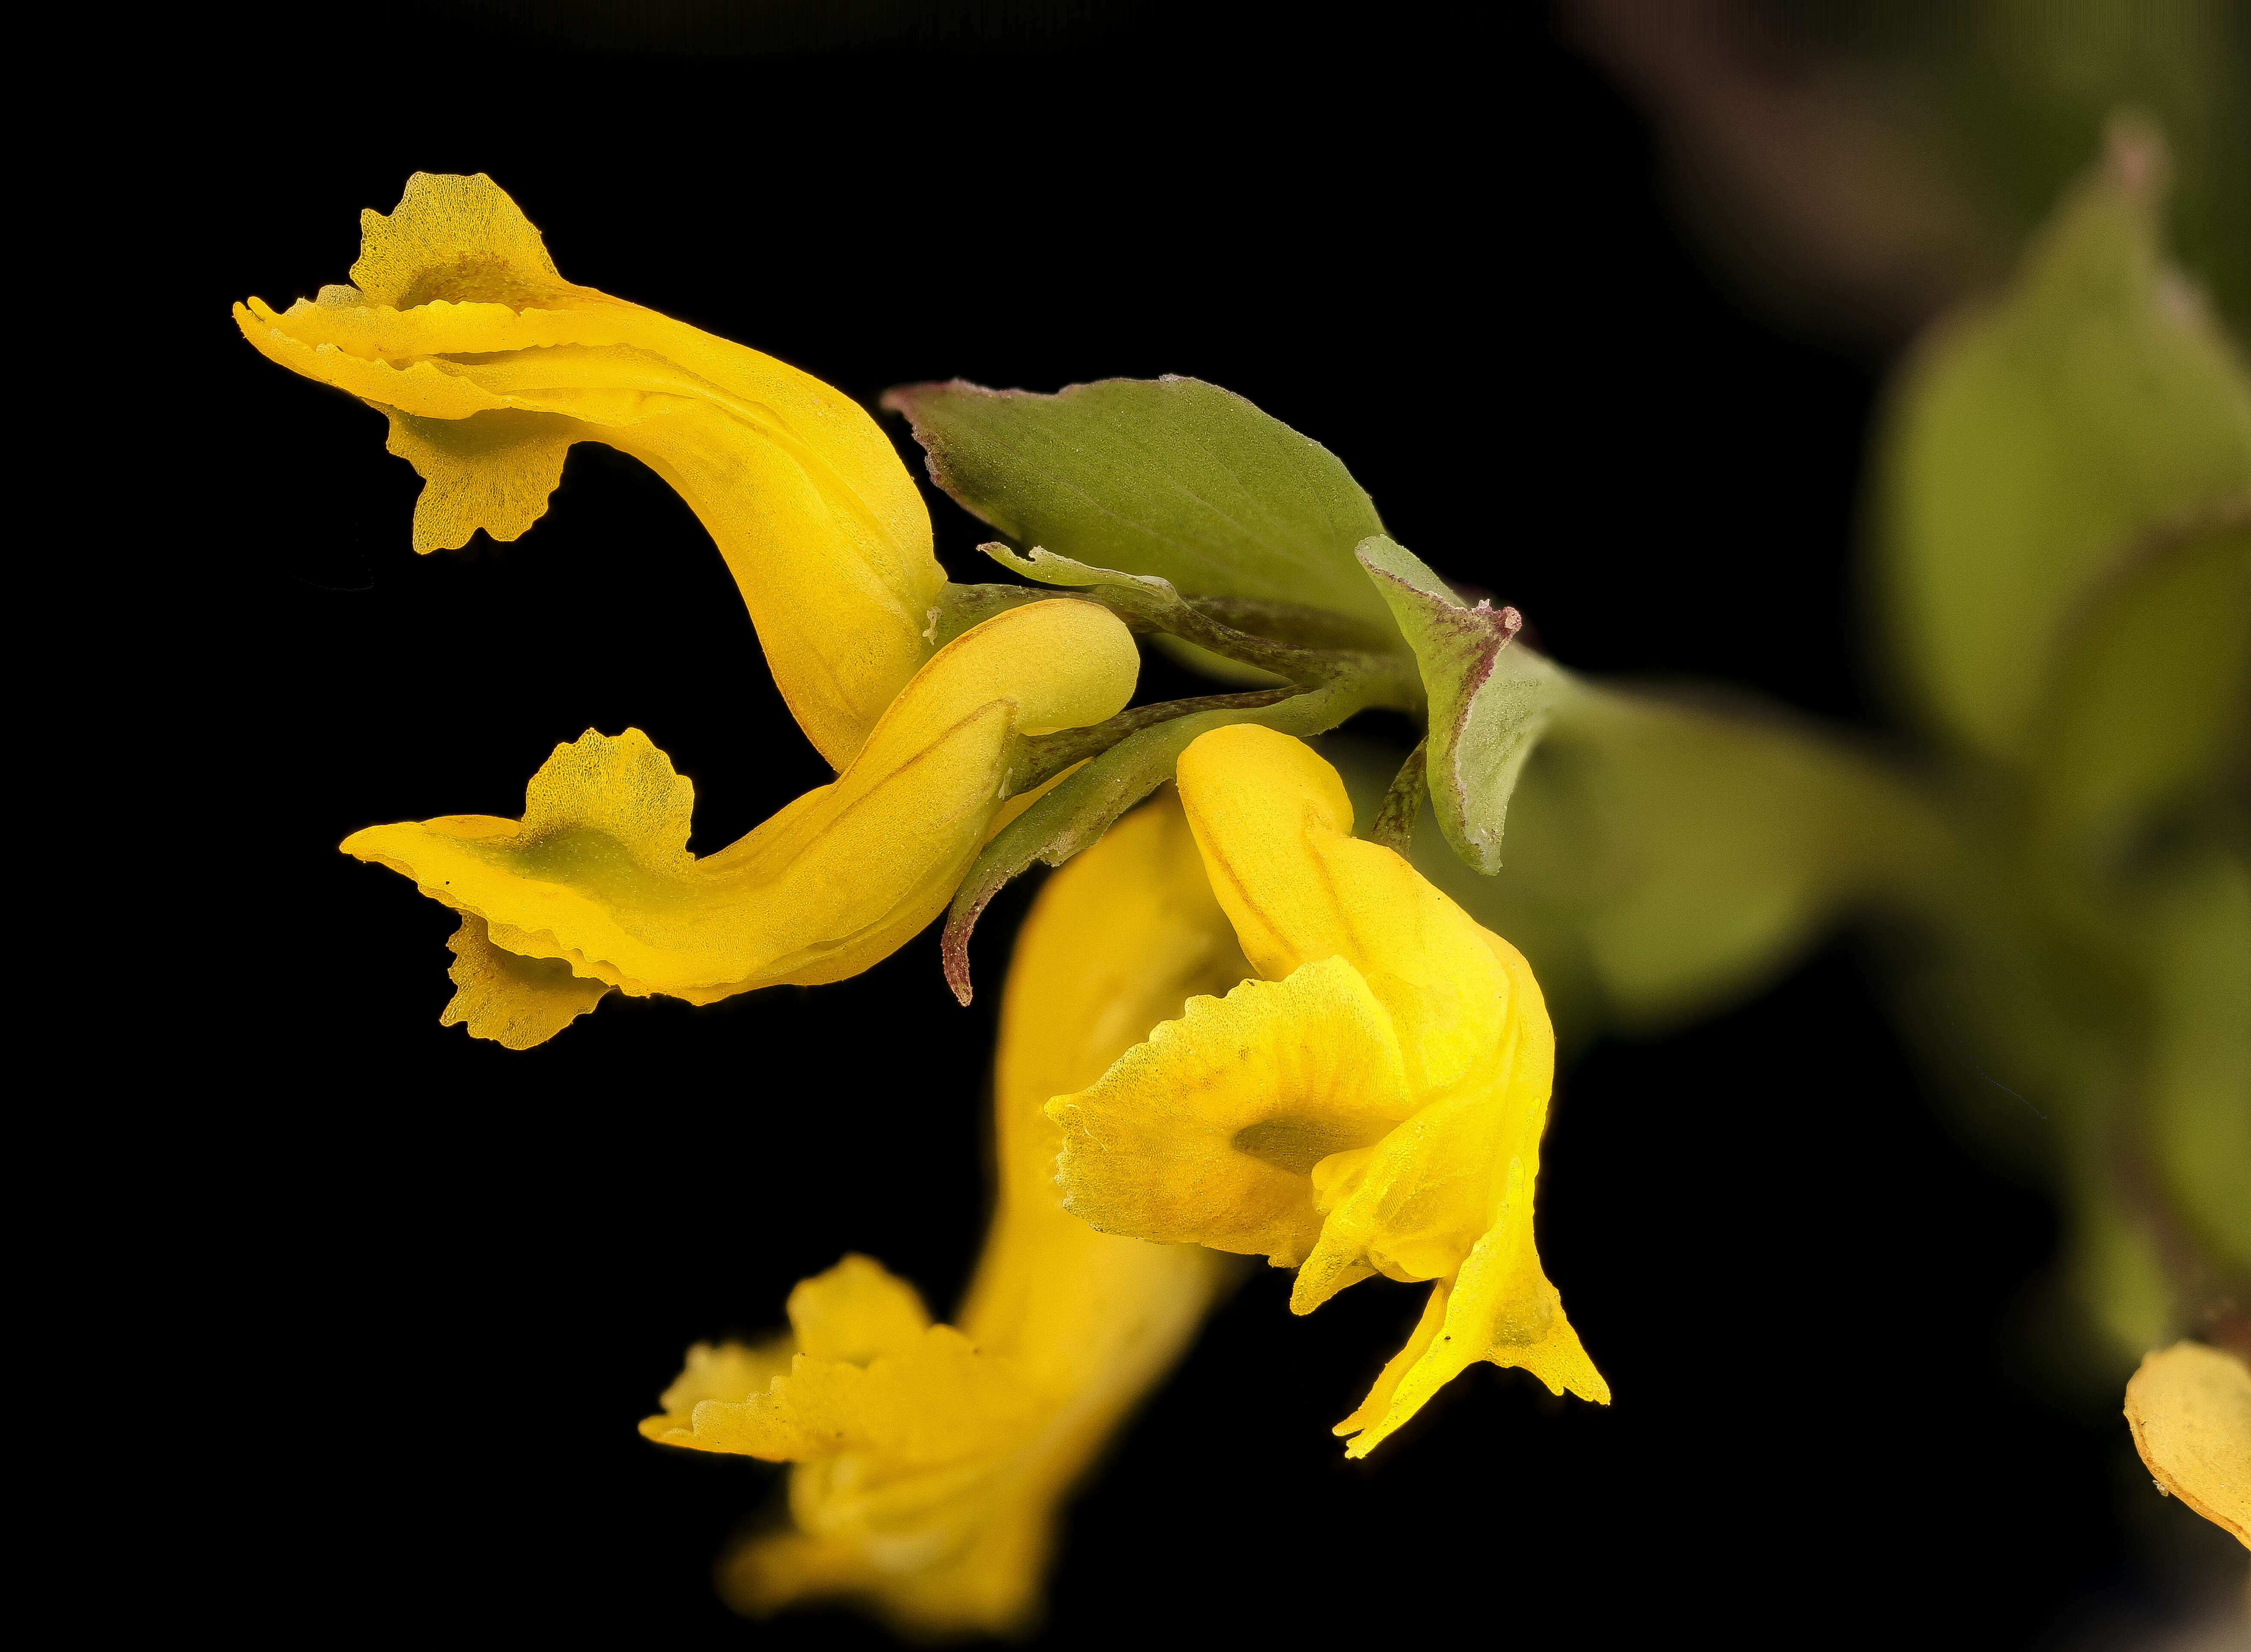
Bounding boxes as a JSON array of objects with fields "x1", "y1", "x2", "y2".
[
  {"x1": 233, "y1": 171, "x2": 943, "y2": 767},
  {"x1": 343, "y1": 599, "x2": 1138, "y2": 1039},
  {"x1": 2125, "y1": 1341, "x2": 2251, "y2": 1547},
  {"x1": 641, "y1": 794, "x2": 1242, "y2": 1634},
  {"x1": 1048, "y1": 723, "x2": 1607, "y2": 1456}
]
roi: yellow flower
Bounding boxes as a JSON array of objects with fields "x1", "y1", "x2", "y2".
[
  {"x1": 234, "y1": 171, "x2": 943, "y2": 767},
  {"x1": 347, "y1": 597, "x2": 1139, "y2": 1046},
  {"x1": 640, "y1": 793, "x2": 1243, "y2": 1634},
  {"x1": 1047, "y1": 724, "x2": 1608, "y2": 1455}
]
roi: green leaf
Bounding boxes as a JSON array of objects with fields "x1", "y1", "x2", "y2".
[
  {"x1": 1877, "y1": 121, "x2": 2251, "y2": 759},
  {"x1": 883, "y1": 376, "x2": 1401, "y2": 640},
  {"x1": 2034, "y1": 506, "x2": 2251, "y2": 864},
  {"x1": 1356, "y1": 535, "x2": 1566, "y2": 873}
]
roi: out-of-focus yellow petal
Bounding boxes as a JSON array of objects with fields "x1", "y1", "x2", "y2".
[
  {"x1": 2125, "y1": 1341, "x2": 2251, "y2": 1546},
  {"x1": 649, "y1": 796, "x2": 1241, "y2": 1635},
  {"x1": 235, "y1": 172, "x2": 943, "y2": 766},
  {"x1": 437, "y1": 914, "x2": 610, "y2": 1050},
  {"x1": 1048, "y1": 957, "x2": 1414, "y2": 1267},
  {"x1": 954, "y1": 792, "x2": 1243, "y2": 1391},
  {"x1": 342, "y1": 600, "x2": 1137, "y2": 1039},
  {"x1": 643, "y1": 1257, "x2": 1040, "y2": 1464},
  {"x1": 786, "y1": 1252, "x2": 933, "y2": 1363},
  {"x1": 1055, "y1": 724, "x2": 1605, "y2": 1453},
  {"x1": 639, "y1": 1338, "x2": 796, "y2": 1444}
]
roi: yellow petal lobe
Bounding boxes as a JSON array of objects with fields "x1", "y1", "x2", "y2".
[
  {"x1": 787, "y1": 1252, "x2": 932, "y2": 1364},
  {"x1": 1047, "y1": 956, "x2": 1414, "y2": 1267},
  {"x1": 236, "y1": 172, "x2": 944, "y2": 766},
  {"x1": 343, "y1": 599, "x2": 1138, "y2": 1039},
  {"x1": 438, "y1": 914, "x2": 610, "y2": 1050},
  {"x1": 2125, "y1": 1341, "x2": 2251, "y2": 1545},
  {"x1": 638, "y1": 1338, "x2": 795, "y2": 1447},
  {"x1": 348, "y1": 170, "x2": 574, "y2": 309}
]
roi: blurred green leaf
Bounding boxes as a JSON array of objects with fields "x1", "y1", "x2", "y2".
[
  {"x1": 1823, "y1": 0, "x2": 2251, "y2": 339},
  {"x1": 1400, "y1": 688, "x2": 1939, "y2": 1037},
  {"x1": 883, "y1": 376, "x2": 1401, "y2": 638},
  {"x1": 2034, "y1": 509, "x2": 2251, "y2": 864},
  {"x1": 1357, "y1": 535, "x2": 1566, "y2": 874},
  {"x1": 2145, "y1": 849, "x2": 2251, "y2": 1279},
  {"x1": 1877, "y1": 122, "x2": 2251, "y2": 759}
]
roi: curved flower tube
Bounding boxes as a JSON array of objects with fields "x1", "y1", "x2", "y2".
[
  {"x1": 348, "y1": 598, "x2": 1138, "y2": 1046},
  {"x1": 234, "y1": 171, "x2": 944, "y2": 766},
  {"x1": 640, "y1": 793, "x2": 1243, "y2": 1633},
  {"x1": 1047, "y1": 724, "x2": 1608, "y2": 1455}
]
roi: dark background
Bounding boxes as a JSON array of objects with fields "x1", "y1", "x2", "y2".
[{"x1": 152, "y1": 2, "x2": 2234, "y2": 1644}]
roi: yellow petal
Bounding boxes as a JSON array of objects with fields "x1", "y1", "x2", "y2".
[
  {"x1": 1048, "y1": 955, "x2": 1416, "y2": 1267},
  {"x1": 236, "y1": 172, "x2": 944, "y2": 766},
  {"x1": 381, "y1": 409, "x2": 577, "y2": 554},
  {"x1": 786, "y1": 1253, "x2": 932, "y2": 1365},
  {"x1": 1176, "y1": 722, "x2": 1517, "y2": 1096},
  {"x1": 347, "y1": 170, "x2": 577, "y2": 309},
  {"x1": 638, "y1": 1338, "x2": 795, "y2": 1446},
  {"x1": 958, "y1": 791, "x2": 1248, "y2": 1380},
  {"x1": 674, "y1": 1327, "x2": 1040, "y2": 1465},
  {"x1": 642, "y1": 1256, "x2": 1036, "y2": 1465},
  {"x1": 1338, "y1": 1158, "x2": 1610, "y2": 1458},
  {"x1": 342, "y1": 599, "x2": 1137, "y2": 1036},
  {"x1": 1292, "y1": 932, "x2": 1558, "y2": 1311},
  {"x1": 706, "y1": 797, "x2": 1241, "y2": 1635},
  {"x1": 2125, "y1": 1341, "x2": 2251, "y2": 1545},
  {"x1": 1331, "y1": 1282, "x2": 1447, "y2": 1439},
  {"x1": 437, "y1": 914, "x2": 609, "y2": 1050}
]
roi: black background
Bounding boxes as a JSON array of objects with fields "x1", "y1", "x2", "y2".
[{"x1": 151, "y1": 2, "x2": 2234, "y2": 1644}]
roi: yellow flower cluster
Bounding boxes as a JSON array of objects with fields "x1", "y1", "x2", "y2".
[{"x1": 239, "y1": 173, "x2": 1605, "y2": 1630}]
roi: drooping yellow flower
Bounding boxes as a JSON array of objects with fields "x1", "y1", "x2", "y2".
[
  {"x1": 347, "y1": 597, "x2": 1139, "y2": 1046},
  {"x1": 641, "y1": 793, "x2": 1243, "y2": 1634},
  {"x1": 234, "y1": 171, "x2": 943, "y2": 767},
  {"x1": 1047, "y1": 724, "x2": 1607, "y2": 1455}
]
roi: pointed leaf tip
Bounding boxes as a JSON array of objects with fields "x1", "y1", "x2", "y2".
[{"x1": 1356, "y1": 536, "x2": 1566, "y2": 874}]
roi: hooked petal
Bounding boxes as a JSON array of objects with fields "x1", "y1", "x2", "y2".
[
  {"x1": 345, "y1": 600, "x2": 1138, "y2": 1039},
  {"x1": 236, "y1": 172, "x2": 945, "y2": 766}
]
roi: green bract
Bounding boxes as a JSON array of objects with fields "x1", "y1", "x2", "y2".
[{"x1": 1356, "y1": 534, "x2": 1569, "y2": 875}]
